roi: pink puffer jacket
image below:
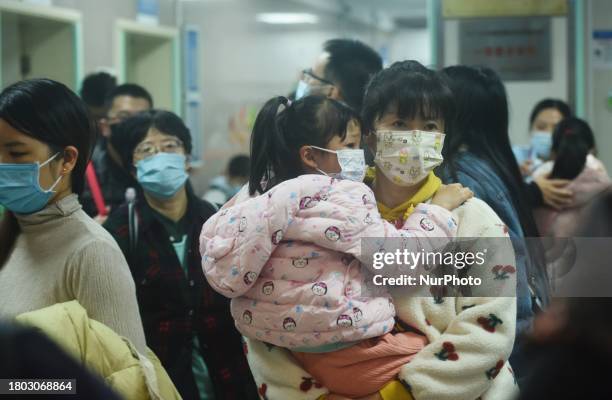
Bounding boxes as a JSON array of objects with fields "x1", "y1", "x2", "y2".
[{"x1": 200, "y1": 175, "x2": 457, "y2": 349}]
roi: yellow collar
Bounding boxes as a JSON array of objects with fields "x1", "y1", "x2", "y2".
[{"x1": 365, "y1": 167, "x2": 441, "y2": 223}]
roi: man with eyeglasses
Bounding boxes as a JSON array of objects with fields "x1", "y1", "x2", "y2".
[
  {"x1": 295, "y1": 39, "x2": 383, "y2": 112},
  {"x1": 80, "y1": 83, "x2": 153, "y2": 219}
]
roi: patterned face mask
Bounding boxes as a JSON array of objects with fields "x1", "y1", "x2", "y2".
[{"x1": 373, "y1": 130, "x2": 445, "y2": 186}]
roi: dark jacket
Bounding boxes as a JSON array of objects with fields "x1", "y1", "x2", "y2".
[
  {"x1": 440, "y1": 152, "x2": 549, "y2": 330},
  {"x1": 104, "y1": 185, "x2": 257, "y2": 400}
]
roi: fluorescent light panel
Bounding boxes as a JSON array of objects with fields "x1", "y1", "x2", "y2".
[{"x1": 256, "y1": 13, "x2": 319, "y2": 24}]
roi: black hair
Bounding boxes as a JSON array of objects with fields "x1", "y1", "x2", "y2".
[
  {"x1": 441, "y1": 66, "x2": 542, "y2": 238},
  {"x1": 0, "y1": 78, "x2": 95, "y2": 266},
  {"x1": 80, "y1": 72, "x2": 117, "y2": 108},
  {"x1": 111, "y1": 109, "x2": 192, "y2": 168},
  {"x1": 0, "y1": 79, "x2": 95, "y2": 195},
  {"x1": 228, "y1": 154, "x2": 250, "y2": 178},
  {"x1": 550, "y1": 117, "x2": 595, "y2": 180},
  {"x1": 249, "y1": 95, "x2": 361, "y2": 195},
  {"x1": 441, "y1": 65, "x2": 548, "y2": 295},
  {"x1": 105, "y1": 83, "x2": 153, "y2": 110},
  {"x1": 362, "y1": 60, "x2": 455, "y2": 135},
  {"x1": 323, "y1": 39, "x2": 383, "y2": 111},
  {"x1": 529, "y1": 98, "x2": 571, "y2": 128}
]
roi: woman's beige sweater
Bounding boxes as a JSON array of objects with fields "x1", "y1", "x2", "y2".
[{"x1": 0, "y1": 194, "x2": 146, "y2": 353}]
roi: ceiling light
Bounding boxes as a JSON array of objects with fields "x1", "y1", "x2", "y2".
[{"x1": 256, "y1": 13, "x2": 319, "y2": 24}]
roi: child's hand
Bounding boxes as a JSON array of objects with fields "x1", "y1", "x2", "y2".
[{"x1": 431, "y1": 183, "x2": 473, "y2": 210}]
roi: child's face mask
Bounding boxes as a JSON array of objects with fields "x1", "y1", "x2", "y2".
[
  {"x1": 373, "y1": 130, "x2": 445, "y2": 186},
  {"x1": 310, "y1": 146, "x2": 366, "y2": 182}
]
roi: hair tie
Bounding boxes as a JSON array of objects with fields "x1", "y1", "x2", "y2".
[{"x1": 277, "y1": 97, "x2": 292, "y2": 115}]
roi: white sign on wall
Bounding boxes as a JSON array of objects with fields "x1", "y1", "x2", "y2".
[{"x1": 592, "y1": 30, "x2": 612, "y2": 70}]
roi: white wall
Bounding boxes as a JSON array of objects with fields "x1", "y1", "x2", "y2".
[
  {"x1": 443, "y1": 17, "x2": 569, "y2": 146},
  {"x1": 388, "y1": 28, "x2": 431, "y2": 67}
]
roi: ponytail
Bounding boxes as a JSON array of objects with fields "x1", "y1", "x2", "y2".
[
  {"x1": 249, "y1": 96, "x2": 296, "y2": 195},
  {"x1": 248, "y1": 95, "x2": 360, "y2": 195},
  {"x1": 551, "y1": 117, "x2": 595, "y2": 180}
]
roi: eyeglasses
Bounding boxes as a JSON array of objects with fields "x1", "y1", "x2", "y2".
[
  {"x1": 134, "y1": 138, "x2": 184, "y2": 159},
  {"x1": 302, "y1": 68, "x2": 334, "y2": 86}
]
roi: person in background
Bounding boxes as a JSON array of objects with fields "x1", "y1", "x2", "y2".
[
  {"x1": 517, "y1": 99, "x2": 575, "y2": 210},
  {"x1": 517, "y1": 99, "x2": 572, "y2": 173},
  {"x1": 0, "y1": 79, "x2": 146, "y2": 353},
  {"x1": 80, "y1": 71, "x2": 117, "y2": 123},
  {"x1": 103, "y1": 110, "x2": 257, "y2": 400},
  {"x1": 81, "y1": 83, "x2": 153, "y2": 218},
  {"x1": 533, "y1": 117, "x2": 610, "y2": 238},
  {"x1": 295, "y1": 39, "x2": 382, "y2": 112},
  {"x1": 295, "y1": 38, "x2": 383, "y2": 166},
  {"x1": 202, "y1": 154, "x2": 250, "y2": 206},
  {"x1": 439, "y1": 66, "x2": 548, "y2": 383}
]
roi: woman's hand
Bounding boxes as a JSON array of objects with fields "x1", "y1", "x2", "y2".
[
  {"x1": 534, "y1": 175, "x2": 573, "y2": 210},
  {"x1": 431, "y1": 183, "x2": 473, "y2": 211}
]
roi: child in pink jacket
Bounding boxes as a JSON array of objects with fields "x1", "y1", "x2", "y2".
[
  {"x1": 200, "y1": 95, "x2": 472, "y2": 398},
  {"x1": 533, "y1": 117, "x2": 611, "y2": 238}
]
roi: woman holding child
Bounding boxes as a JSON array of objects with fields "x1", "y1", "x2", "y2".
[{"x1": 200, "y1": 61, "x2": 519, "y2": 400}]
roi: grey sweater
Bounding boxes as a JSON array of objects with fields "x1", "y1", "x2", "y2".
[{"x1": 0, "y1": 194, "x2": 146, "y2": 353}]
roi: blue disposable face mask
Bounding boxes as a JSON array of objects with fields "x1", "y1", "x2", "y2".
[
  {"x1": 530, "y1": 131, "x2": 553, "y2": 160},
  {"x1": 311, "y1": 146, "x2": 366, "y2": 182},
  {"x1": 0, "y1": 153, "x2": 63, "y2": 214},
  {"x1": 295, "y1": 80, "x2": 310, "y2": 100},
  {"x1": 136, "y1": 153, "x2": 188, "y2": 199}
]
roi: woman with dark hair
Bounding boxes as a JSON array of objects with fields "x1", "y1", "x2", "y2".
[
  {"x1": 523, "y1": 98, "x2": 572, "y2": 167},
  {"x1": 0, "y1": 79, "x2": 146, "y2": 352},
  {"x1": 103, "y1": 109, "x2": 257, "y2": 400},
  {"x1": 439, "y1": 65, "x2": 549, "y2": 380},
  {"x1": 240, "y1": 63, "x2": 519, "y2": 400},
  {"x1": 533, "y1": 117, "x2": 610, "y2": 238},
  {"x1": 514, "y1": 98, "x2": 575, "y2": 210}
]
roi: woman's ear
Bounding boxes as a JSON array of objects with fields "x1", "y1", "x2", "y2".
[
  {"x1": 60, "y1": 146, "x2": 79, "y2": 176},
  {"x1": 299, "y1": 145, "x2": 319, "y2": 170}
]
